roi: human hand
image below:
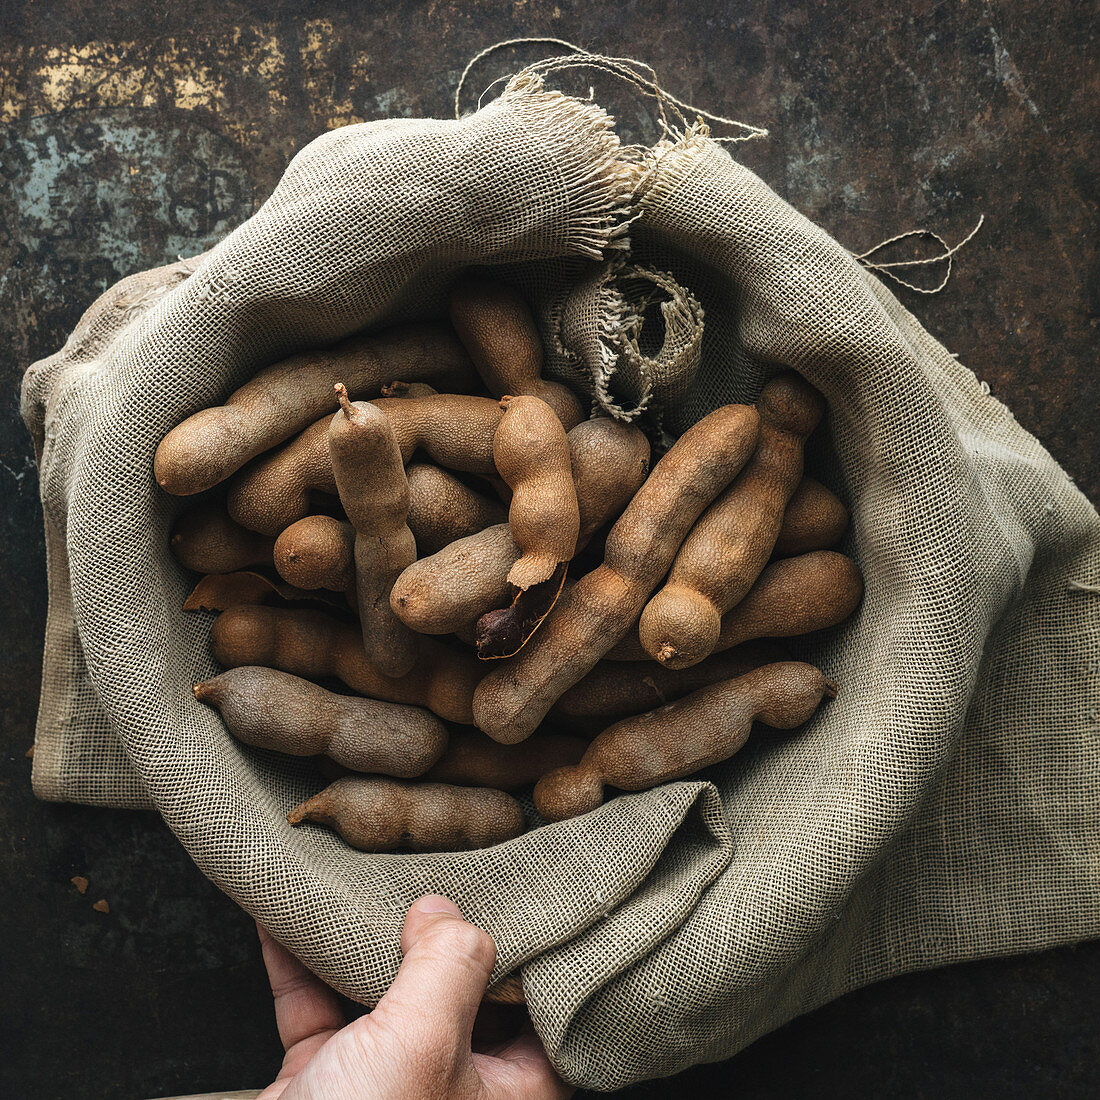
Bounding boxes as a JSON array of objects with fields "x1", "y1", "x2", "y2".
[{"x1": 256, "y1": 895, "x2": 573, "y2": 1099}]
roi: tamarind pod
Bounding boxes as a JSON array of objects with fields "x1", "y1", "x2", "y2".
[
  {"x1": 773, "y1": 477, "x2": 849, "y2": 557},
  {"x1": 605, "y1": 550, "x2": 864, "y2": 661},
  {"x1": 193, "y1": 666, "x2": 447, "y2": 776},
  {"x1": 422, "y1": 727, "x2": 587, "y2": 790},
  {"x1": 405, "y1": 463, "x2": 508, "y2": 557},
  {"x1": 449, "y1": 274, "x2": 585, "y2": 429},
  {"x1": 154, "y1": 322, "x2": 476, "y2": 496},
  {"x1": 287, "y1": 776, "x2": 526, "y2": 852},
  {"x1": 639, "y1": 371, "x2": 826, "y2": 670},
  {"x1": 551, "y1": 640, "x2": 791, "y2": 719},
  {"x1": 493, "y1": 395, "x2": 580, "y2": 590},
  {"x1": 226, "y1": 394, "x2": 504, "y2": 536},
  {"x1": 209, "y1": 605, "x2": 482, "y2": 724},
  {"x1": 534, "y1": 661, "x2": 837, "y2": 821},
  {"x1": 472, "y1": 402, "x2": 762, "y2": 744},
  {"x1": 391, "y1": 418, "x2": 649, "y2": 637},
  {"x1": 330, "y1": 385, "x2": 418, "y2": 679},
  {"x1": 273, "y1": 515, "x2": 356, "y2": 594},
  {"x1": 170, "y1": 501, "x2": 275, "y2": 574}
]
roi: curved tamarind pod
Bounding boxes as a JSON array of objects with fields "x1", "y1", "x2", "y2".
[
  {"x1": 534, "y1": 661, "x2": 837, "y2": 821},
  {"x1": 329, "y1": 385, "x2": 418, "y2": 678},
  {"x1": 274, "y1": 515, "x2": 356, "y2": 595},
  {"x1": 606, "y1": 550, "x2": 864, "y2": 661},
  {"x1": 551, "y1": 640, "x2": 791, "y2": 719},
  {"x1": 494, "y1": 395, "x2": 580, "y2": 591},
  {"x1": 287, "y1": 776, "x2": 526, "y2": 852},
  {"x1": 473, "y1": 403, "x2": 762, "y2": 744},
  {"x1": 227, "y1": 394, "x2": 503, "y2": 536},
  {"x1": 449, "y1": 274, "x2": 585, "y2": 429},
  {"x1": 639, "y1": 371, "x2": 826, "y2": 669},
  {"x1": 154, "y1": 322, "x2": 476, "y2": 496},
  {"x1": 422, "y1": 727, "x2": 587, "y2": 790},
  {"x1": 393, "y1": 418, "x2": 649, "y2": 639},
  {"x1": 405, "y1": 463, "x2": 507, "y2": 557},
  {"x1": 209, "y1": 605, "x2": 482, "y2": 724},
  {"x1": 194, "y1": 666, "x2": 447, "y2": 776},
  {"x1": 773, "y1": 477, "x2": 849, "y2": 557},
  {"x1": 171, "y1": 501, "x2": 274, "y2": 574}
]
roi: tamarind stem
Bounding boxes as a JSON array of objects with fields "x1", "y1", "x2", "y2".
[{"x1": 534, "y1": 661, "x2": 836, "y2": 821}]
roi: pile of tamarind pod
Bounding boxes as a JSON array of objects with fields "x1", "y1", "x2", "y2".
[{"x1": 160, "y1": 272, "x2": 863, "y2": 855}]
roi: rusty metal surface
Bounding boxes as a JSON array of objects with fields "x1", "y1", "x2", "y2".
[{"x1": 1, "y1": 2, "x2": 1096, "y2": 1097}]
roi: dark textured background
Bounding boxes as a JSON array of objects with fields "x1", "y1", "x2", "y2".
[{"x1": 2, "y1": 3, "x2": 1097, "y2": 1098}]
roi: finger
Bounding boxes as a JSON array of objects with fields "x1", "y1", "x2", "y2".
[
  {"x1": 373, "y1": 894, "x2": 497, "y2": 1054},
  {"x1": 257, "y1": 921, "x2": 346, "y2": 1053},
  {"x1": 473, "y1": 1020, "x2": 575, "y2": 1100}
]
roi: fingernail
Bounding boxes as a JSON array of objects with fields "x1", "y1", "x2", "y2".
[{"x1": 414, "y1": 894, "x2": 462, "y2": 917}]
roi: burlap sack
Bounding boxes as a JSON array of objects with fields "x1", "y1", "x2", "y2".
[{"x1": 21, "y1": 63, "x2": 1100, "y2": 1091}]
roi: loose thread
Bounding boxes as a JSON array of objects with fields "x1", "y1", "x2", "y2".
[
  {"x1": 455, "y1": 36, "x2": 768, "y2": 144},
  {"x1": 854, "y1": 214, "x2": 986, "y2": 294},
  {"x1": 1067, "y1": 580, "x2": 1100, "y2": 594}
]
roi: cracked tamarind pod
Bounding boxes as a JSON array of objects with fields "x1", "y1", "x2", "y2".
[
  {"x1": 287, "y1": 776, "x2": 526, "y2": 852},
  {"x1": 534, "y1": 661, "x2": 837, "y2": 822},
  {"x1": 194, "y1": 666, "x2": 447, "y2": 776},
  {"x1": 209, "y1": 605, "x2": 481, "y2": 724},
  {"x1": 449, "y1": 273, "x2": 585, "y2": 429},
  {"x1": 329, "y1": 384, "x2": 418, "y2": 679},
  {"x1": 639, "y1": 371, "x2": 826, "y2": 670},
  {"x1": 405, "y1": 463, "x2": 508, "y2": 557},
  {"x1": 472, "y1": 402, "x2": 761, "y2": 745},
  {"x1": 772, "y1": 476, "x2": 850, "y2": 556},
  {"x1": 226, "y1": 393, "x2": 504, "y2": 537},
  {"x1": 154, "y1": 322, "x2": 476, "y2": 496},
  {"x1": 170, "y1": 500, "x2": 275, "y2": 574},
  {"x1": 391, "y1": 416, "x2": 650, "y2": 644},
  {"x1": 607, "y1": 550, "x2": 864, "y2": 661}
]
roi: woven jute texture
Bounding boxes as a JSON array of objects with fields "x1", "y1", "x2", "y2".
[{"x1": 21, "y1": 69, "x2": 1100, "y2": 1091}]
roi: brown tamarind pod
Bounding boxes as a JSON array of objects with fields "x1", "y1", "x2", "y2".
[
  {"x1": 606, "y1": 550, "x2": 864, "y2": 661},
  {"x1": 449, "y1": 274, "x2": 585, "y2": 429},
  {"x1": 405, "y1": 463, "x2": 508, "y2": 557},
  {"x1": 209, "y1": 605, "x2": 482, "y2": 724},
  {"x1": 473, "y1": 402, "x2": 762, "y2": 744},
  {"x1": 226, "y1": 393, "x2": 504, "y2": 536},
  {"x1": 551, "y1": 640, "x2": 791, "y2": 720},
  {"x1": 422, "y1": 727, "x2": 587, "y2": 790},
  {"x1": 494, "y1": 395, "x2": 580, "y2": 591},
  {"x1": 287, "y1": 776, "x2": 526, "y2": 852},
  {"x1": 273, "y1": 515, "x2": 356, "y2": 596},
  {"x1": 330, "y1": 384, "x2": 418, "y2": 679},
  {"x1": 170, "y1": 501, "x2": 274, "y2": 574},
  {"x1": 639, "y1": 371, "x2": 826, "y2": 670},
  {"x1": 773, "y1": 477, "x2": 849, "y2": 556},
  {"x1": 393, "y1": 418, "x2": 649, "y2": 639},
  {"x1": 194, "y1": 666, "x2": 448, "y2": 776},
  {"x1": 534, "y1": 661, "x2": 837, "y2": 821},
  {"x1": 154, "y1": 322, "x2": 476, "y2": 496}
]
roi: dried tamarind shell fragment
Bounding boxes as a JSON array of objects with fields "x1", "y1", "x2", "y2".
[
  {"x1": 534, "y1": 661, "x2": 837, "y2": 821},
  {"x1": 194, "y1": 666, "x2": 447, "y2": 776},
  {"x1": 287, "y1": 775, "x2": 526, "y2": 853},
  {"x1": 473, "y1": 402, "x2": 761, "y2": 744},
  {"x1": 639, "y1": 371, "x2": 826, "y2": 669},
  {"x1": 329, "y1": 383, "x2": 419, "y2": 679},
  {"x1": 154, "y1": 321, "x2": 476, "y2": 496},
  {"x1": 474, "y1": 564, "x2": 568, "y2": 659}
]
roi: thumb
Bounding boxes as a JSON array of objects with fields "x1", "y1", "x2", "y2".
[{"x1": 375, "y1": 894, "x2": 497, "y2": 1055}]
